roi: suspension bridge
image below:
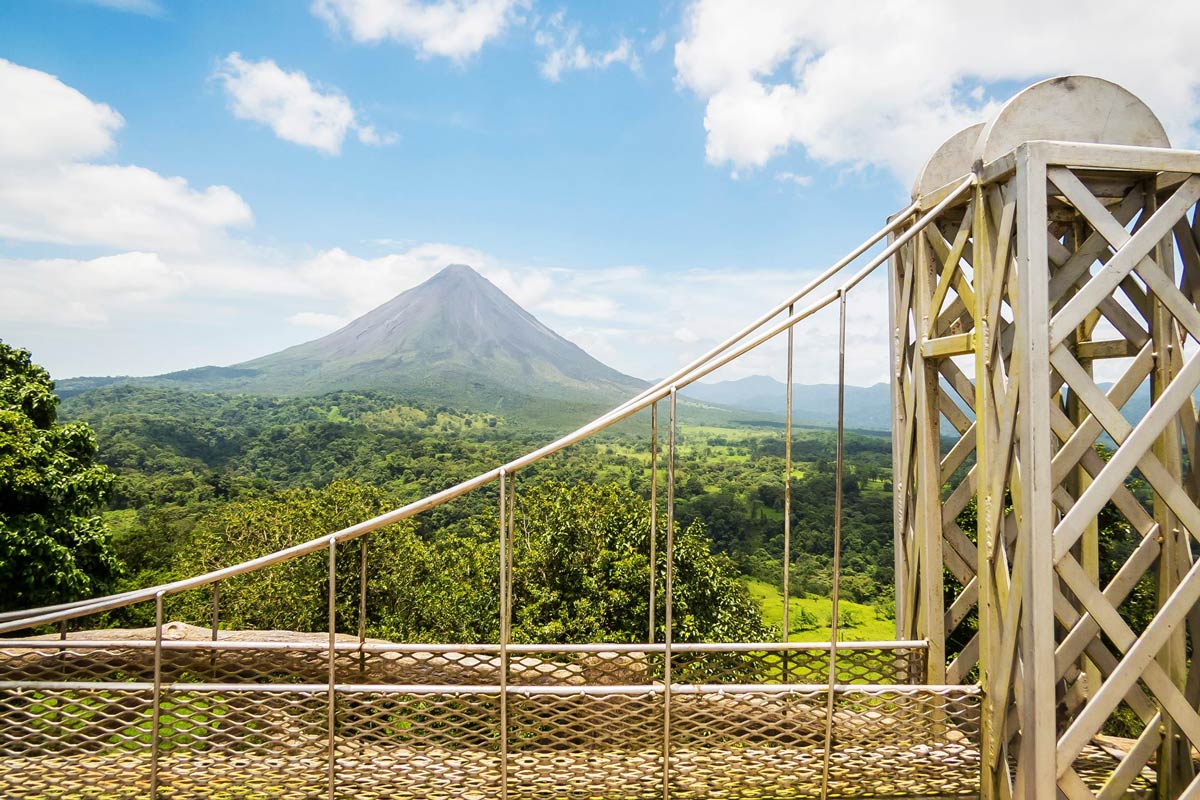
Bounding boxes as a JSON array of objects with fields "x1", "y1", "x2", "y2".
[{"x1": 4, "y1": 75, "x2": 1200, "y2": 799}]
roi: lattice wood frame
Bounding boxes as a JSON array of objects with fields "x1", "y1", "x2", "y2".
[{"x1": 894, "y1": 140, "x2": 1200, "y2": 798}]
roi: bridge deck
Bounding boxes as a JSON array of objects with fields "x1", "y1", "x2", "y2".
[{"x1": 0, "y1": 635, "x2": 1154, "y2": 798}]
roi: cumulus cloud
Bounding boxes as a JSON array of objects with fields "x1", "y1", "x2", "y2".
[
  {"x1": 0, "y1": 163, "x2": 251, "y2": 251},
  {"x1": 311, "y1": 0, "x2": 526, "y2": 61},
  {"x1": 534, "y1": 11, "x2": 640, "y2": 82},
  {"x1": 0, "y1": 59, "x2": 252, "y2": 251},
  {"x1": 214, "y1": 54, "x2": 393, "y2": 154},
  {"x1": 0, "y1": 252, "x2": 186, "y2": 326},
  {"x1": 0, "y1": 59, "x2": 124, "y2": 164},
  {"x1": 674, "y1": 0, "x2": 1200, "y2": 182},
  {"x1": 2, "y1": 238, "x2": 892, "y2": 386}
]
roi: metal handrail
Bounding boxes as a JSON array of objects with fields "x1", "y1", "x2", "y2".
[
  {"x1": 0, "y1": 637, "x2": 929, "y2": 652},
  {"x1": 0, "y1": 175, "x2": 974, "y2": 634}
]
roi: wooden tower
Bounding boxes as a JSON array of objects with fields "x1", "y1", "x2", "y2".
[{"x1": 893, "y1": 76, "x2": 1200, "y2": 798}]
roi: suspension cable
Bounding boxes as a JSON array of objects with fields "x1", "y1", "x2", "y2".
[{"x1": 0, "y1": 176, "x2": 973, "y2": 634}]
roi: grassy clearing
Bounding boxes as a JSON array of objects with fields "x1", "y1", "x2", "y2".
[{"x1": 744, "y1": 578, "x2": 895, "y2": 642}]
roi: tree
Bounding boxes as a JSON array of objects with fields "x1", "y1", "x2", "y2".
[
  {"x1": 0, "y1": 341, "x2": 118, "y2": 611},
  {"x1": 175, "y1": 479, "x2": 769, "y2": 644}
]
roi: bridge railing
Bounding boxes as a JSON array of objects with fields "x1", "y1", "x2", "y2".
[
  {"x1": 0, "y1": 635, "x2": 981, "y2": 799},
  {"x1": 0, "y1": 177, "x2": 986, "y2": 799}
]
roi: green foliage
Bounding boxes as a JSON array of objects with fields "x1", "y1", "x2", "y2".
[
  {"x1": 171, "y1": 479, "x2": 766, "y2": 643},
  {"x1": 0, "y1": 341, "x2": 118, "y2": 611},
  {"x1": 510, "y1": 481, "x2": 769, "y2": 643},
  {"x1": 793, "y1": 606, "x2": 820, "y2": 633},
  {"x1": 836, "y1": 607, "x2": 862, "y2": 629},
  {"x1": 52, "y1": 382, "x2": 907, "y2": 640}
]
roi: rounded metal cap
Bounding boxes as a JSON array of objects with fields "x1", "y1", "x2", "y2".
[
  {"x1": 973, "y1": 75, "x2": 1169, "y2": 167},
  {"x1": 912, "y1": 123, "x2": 985, "y2": 200}
]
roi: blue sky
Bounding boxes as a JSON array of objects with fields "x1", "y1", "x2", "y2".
[{"x1": 3, "y1": 0, "x2": 1199, "y2": 386}]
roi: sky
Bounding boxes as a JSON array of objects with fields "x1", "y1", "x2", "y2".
[{"x1": 3, "y1": 0, "x2": 1200, "y2": 388}]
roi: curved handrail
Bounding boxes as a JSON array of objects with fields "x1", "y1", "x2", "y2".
[{"x1": 0, "y1": 176, "x2": 974, "y2": 634}]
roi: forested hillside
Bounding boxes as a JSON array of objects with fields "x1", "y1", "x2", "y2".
[{"x1": 58, "y1": 383, "x2": 899, "y2": 639}]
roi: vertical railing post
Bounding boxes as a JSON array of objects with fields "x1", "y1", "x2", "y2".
[
  {"x1": 150, "y1": 590, "x2": 165, "y2": 800},
  {"x1": 649, "y1": 401, "x2": 658, "y2": 644},
  {"x1": 820, "y1": 289, "x2": 847, "y2": 800},
  {"x1": 358, "y1": 536, "x2": 368, "y2": 677},
  {"x1": 498, "y1": 468, "x2": 509, "y2": 800},
  {"x1": 887, "y1": 225, "x2": 905, "y2": 641},
  {"x1": 783, "y1": 302, "x2": 794, "y2": 681},
  {"x1": 209, "y1": 583, "x2": 219, "y2": 674},
  {"x1": 662, "y1": 388, "x2": 676, "y2": 800},
  {"x1": 327, "y1": 536, "x2": 337, "y2": 800}
]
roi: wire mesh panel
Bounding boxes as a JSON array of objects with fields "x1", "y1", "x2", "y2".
[
  {"x1": 0, "y1": 687, "x2": 154, "y2": 799},
  {"x1": 156, "y1": 688, "x2": 328, "y2": 799},
  {"x1": 670, "y1": 643, "x2": 928, "y2": 686},
  {"x1": 670, "y1": 686, "x2": 829, "y2": 798},
  {"x1": 0, "y1": 637, "x2": 986, "y2": 798},
  {"x1": 670, "y1": 686, "x2": 980, "y2": 799},
  {"x1": 824, "y1": 687, "x2": 981, "y2": 797},
  {"x1": 335, "y1": 689, "x2": 502, "y2": 800},
  {"x1": 336, "y1": 647, "x2": 502, "y2": 686},
  {"x1": 0, "y1": 642, "x2": 157, "y2": 684},
  {"x1": 508, "y1": 689, "x2": 662, "y2": 799}
]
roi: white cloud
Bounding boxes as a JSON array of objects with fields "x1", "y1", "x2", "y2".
[
  {"x1": 0, "y1": 252, "x2": 186, "y2": 326},
  {"x1": 774, "y1": 171, "x2": 812, "y2": 188},
  {"x1": 312, "y1": 0, "x2": 526, "y2": 61},
  {"x1": 0, "y1": 59, "x2": 124, "y2": 164},
  {"x1": 534, "y1": 11, "x2": 640, "y2": 82},
  {"x1": 0, "y1": 163, "x2": 251, "y2": 251},
  {"x1": 675, "y1": 0, "x2": 1200, "y2": 182},
  {"x1": 0, "y1": 59, "x2": 252, "y2": 251},
  {"x1": 2, "y1": 237, "x2": 892, "y2": 387},
  {"x1": 289, "y1": 311, "x2": 347, "y2": 331},
  {"x1": 214, "y1": 53, "x2": 393, "y2": 154},
  {"x1": 296, "y1": 244, "x2": 496, "y2": 315}
]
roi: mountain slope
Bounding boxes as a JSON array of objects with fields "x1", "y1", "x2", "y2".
[
  {"x1": 59, "y1": 265, "x2": 644, "y2": 409},
  {"x1": 233, "y1": 264, "x2": 640, "y2": 399}
]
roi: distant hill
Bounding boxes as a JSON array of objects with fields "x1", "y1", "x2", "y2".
[
  {"x1": 58, "y1": 265, "x2": 646, "y2": 412},
  {"x1": 685, "y1": 374, "x2": 1163, "y2": 435},
  {"x1": 684, "y1": 376, "x2": 894, "y2": 431}
]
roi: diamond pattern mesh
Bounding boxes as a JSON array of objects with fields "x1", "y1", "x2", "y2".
[{"x1": 0, "y1": 639, "x2": 1022, "y2": 797}]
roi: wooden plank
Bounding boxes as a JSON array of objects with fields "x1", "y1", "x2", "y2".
[
  {"x1": 946, "y1": 632, "x2": 979, "y2": 685},
  {"x1": 1131, "y1": 256, "x2": 1200, "y2": 343},
  {"x1": 1047, "y1": 169, "x2": 1200, "y2": 346},
  {"x1": 939, "y1": 357, "x2": 978, "y2": 412},
  {"x1": 945, "y1": 575, "x2": 978, "y2": 632},
  {"x1": 1075, "y1": 339, "x2": 1140, "y2": 359},
  {"x1": 940, "y1": 422, "x2": 976, "y2": 484},
  {"x1": 1175, "y1": 217, "x2": 1200, "y2": 302},
  {"x1": 914, "y1": 230, "x2": 946, "y2": 682},
  {"x1": 924, "y1": 206, "x2": 974, "y2": 335},
  {"x1": 1014, "y1": 144, "x2": 1058, "y2": 799},
  {"x1": 939, "y1": 389, "x2": 973, "y2": 437},
  {"x1": 1098, "y1": 719, "x2": 1162, "y2": 800},
  {"x1": 1047, "y1": 342, "x2": 1151, "y2": 486},
  {"x1": 1053, "y1": 344, "x2": 1200, "y2": 559},
  {"x1": 1056, "y1": 554, "x2": 1200, "y2": 771},
  {"x1": 1054, "y1": 522, "x2": 1160, "y2": 683},
  {"x1": 922, "y1": 331, "x2": 974, "y2": 358},
  {"x1": 1038, "y1": 140, "x2": 1200, "y2": 175}
]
